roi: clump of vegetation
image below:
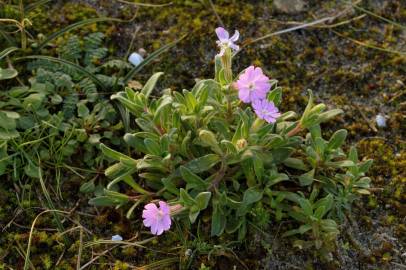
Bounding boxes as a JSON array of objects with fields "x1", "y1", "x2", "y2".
[{"x1": 94, "y1": 27, "x2": 372, "y2": 259}]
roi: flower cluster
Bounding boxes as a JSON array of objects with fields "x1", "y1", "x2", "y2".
[
  {"x1": 215, "y1": 27, "x2": 280, "y2": 123},
  {"x1": 236, "y1": 66, "x2": 281, "y2": 123}
]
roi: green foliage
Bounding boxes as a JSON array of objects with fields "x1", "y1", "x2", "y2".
[
  {"x1": 95, "y1": 52, "x2": 373, "y2": 252},
  {"x1": 0, "y1": 33, "x2": 121, "y2": 190}
]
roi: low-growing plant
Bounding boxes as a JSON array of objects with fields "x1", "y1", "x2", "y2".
[{"x1": 94, "y1": 27, "x2": 373, "y2": 253}]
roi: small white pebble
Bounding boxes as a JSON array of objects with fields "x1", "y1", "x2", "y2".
[
  {"x1": 128, "y1": 52, "x2": 144, "y2": 66},
  {"x1": 185, "y1": 249, "x2": 192, "y2": 257},
  {"x1": 375, "y1": 114, "x2": 386, "y2": 128},
  {"x1": 111, "y1": 234, "x2": 123, "y2": 241}
]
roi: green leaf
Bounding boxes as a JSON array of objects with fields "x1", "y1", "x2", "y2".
[
  {"x1": 354, "y1": 177, "x2": 371, "y2": 188},
  {"x1": 314, "y1": 137, "x2": 326, "y2": 156},
  {"x1": 0, "y1": 47, "x2": 19, "y2": 61},
  {"x1": 124, "y1": 133, "x2": 148, "y2": 153},
  {"x1": 298, "y1": 169, "x2": 315, "y2": 186},
  {"x1": 184, "y1": 91, "x2": 197, "y2": 112},
  {"x1": 320, "y1": 219, "x2": 338, "y2": 233},
  {"x1": 100, "y1": 143, "x2": 137, "y2": 163},
  {"x1": 24, "y1": 163, "x2": 40, "y2": 178},
  {"x1": 309, "y1": 125, "x2": 322, "y2": 140},
  {"x1": 211, "y1": 206, "x2": 226, "y2": 236},
  {"x1": 141, "y1": 72, "x2": 164, "y2": 99},
  {"x1": 77, "y1": 103, "x2": 90, "y2": 118},
  {"x1": 314, "y1": 195, "x2": 334, "y2": 214},
  {"x1": 162, "y1": 177, "x2": 179, "y2": 195},
  {"x1": 0, "y1": 129, "x2": 19, "y2": 140},
  {"x1": 189, "y1": 206, "x2": 200, "y2": 223},
  {"x1": 326, "y1": 160, "x2": 355, "y2": 168},
  {"x1": 327, "y1": 129, "x2": 347, "y2": 150},
  {"x1": 195, "y1": 192, "x2": 211, "y2": 210},
  {"x1": 301, "y1": 89, "x2": 314, "y2": 121},
  {"x1": 226, "y1": 216, "x2": 244, "y2": 234},
  {"x1": 243, "y1": 187, "x2": 263, "y2": 205},
  {"x1": 298, "y1": 198, "x2": 313, "y2": 216},
  {"x1": 309, "y1": 103, "x2": 326, "y2": 115},
  {"x1": 298, "y1": 224, "x2": 312, "y2": 234},
  {"x1": 180, "y1": 188, "x2": 195, "y2": 206},
  {"x1": 17, "y1": 56, "x2": 106, "y2": 90},
  {"x1": 253, "y1": 155, "x2": 264, "y2": 181},
  {"x1": 282, "y1": 228, "x2": 301, "y2": 237},
  {"x1": 283, "y1": 158, "x2": 308, "y2": 171},
  {"x1": 348, "y1": 146, "x2": 358, "y2": 163},
  {"x1": 0, "y1": 111, "x2": 16, "y2": 130},
  {"x1": 184, "y1": 154, "x2": 221, "y2": 174},
  {"x1": 144, "y1": 138, "x2": 161, "y2": 156},
  {"x1": 314, "y1": 206, "x2": 326, "y2": 219},
  {"x1": 317, "y1": 109, "x2": 343, "y2": 123},
  {"x1": 80, "y1": 181, "x2": 95, "y2": 193},
  {"x1": 267, "y1": 173, "x2": 289, "y2": 186},
  {"x1": 358, "y1": 159, "x2": 373, "y2": 174},
  {"x1": 180, "y1": 166, "x2": 209, "y2": 190},
  {"x1": 89, "y1": 196, "x2": 122, "y2": 206},
  {"x1": 0, "y1": 68, "x2": 18, "y2": 80},
  {"x1": 267, "y1": 87, "x2": 282, "y2": 106}
]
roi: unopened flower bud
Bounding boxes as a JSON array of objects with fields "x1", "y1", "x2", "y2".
[{"x1": 236, "y1": 138, "x2": 248, "y2": 150}]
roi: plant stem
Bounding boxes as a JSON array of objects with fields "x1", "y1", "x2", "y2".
[{"x1": 287, "y1": 123, "x2": 303, "y2": 137}]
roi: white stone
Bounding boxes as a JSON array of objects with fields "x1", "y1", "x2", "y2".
[
  {"x1": 128, "y1": 52, "x2": 144, "y2": 66},
  {"x1": 111, "y1": 234, "x2": 123, "y2": 241},
  {"x1": 375, "y1": 114, "x2": 386, "y2": 128}
]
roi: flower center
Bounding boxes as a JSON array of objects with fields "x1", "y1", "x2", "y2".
[{"x1": 248, "y1": 83, "x2": 255, "y2": 91}]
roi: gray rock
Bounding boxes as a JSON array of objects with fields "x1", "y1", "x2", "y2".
[{"x1": 272, "y1": 0, "x2": 306, "y2": 14}]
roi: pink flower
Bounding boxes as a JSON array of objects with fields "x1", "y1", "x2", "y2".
[
  {"x1": 236, "y1": 66, "x2": 271, "y2": 103},
  {"x1": 215, "y1": 27, "x2": 239, "y2": 56},
  {"x1": 142, "y1": 201, "x2": 171, "y2": 235},
  {"x1": 252, "y1": 99, "x2": 281, "y2": 123}
]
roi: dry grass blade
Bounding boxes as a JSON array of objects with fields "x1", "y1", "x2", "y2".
[
  {"x1": 23, "y1": 210, "x2": 70, "y2": 270},
  {"x1": 116, "y1": 0, "x2": 173, "y2": 7}
]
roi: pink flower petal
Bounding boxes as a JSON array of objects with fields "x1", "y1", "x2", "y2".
[
  {"x1": 159, "y1": 201, "x2": 170, "y2": 215},
  {"x1": 162, "y1": 215, "x2": 172, "y2": 230},
  {"x1": 230, "y1": 30, "x2": 239, "y2": 42},
  {"x1": 239, "y1": 89, "x2": 250, "y2": 103},
  {"x1": 215, "y1": 27, "x2": 229, "y2": 41}
]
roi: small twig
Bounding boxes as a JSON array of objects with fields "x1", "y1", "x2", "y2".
[
  {"x1": 55, "y1": 249, "x2": 66, "y2": 267},
  {"x1": 243, "y1": 16, "x2": 336, "y2": 48},
  {"x1": 389, "y1": 89, "x2": 406, "y2": 103},
  {"x1": 207, "y1": 0, "x2": 224, "y2": 27},
  {"x1": 209, "y1": 162, "x2": 227, "y2": 190},
  {"x1": 351, "y1": 2, "x2": 406, "y2": 30},
  {"x1": 79, "y1": 245, "x2": 118, "y2": 270},
  {"x1": 391, "y1": 262, "x2": 406, "y2": 269},
  {"x1": 115, "y1": 0, "x2": 173, "y2": 7},
  {"x1": 353, "y1": 103, "x2": 378, "y2": 133},
  {"x1": 332, "y1": 30, "x2": 406, "y2": 55},
  {"x1": 77, "y1": 227, "x2": 84, "y2": 270}
]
